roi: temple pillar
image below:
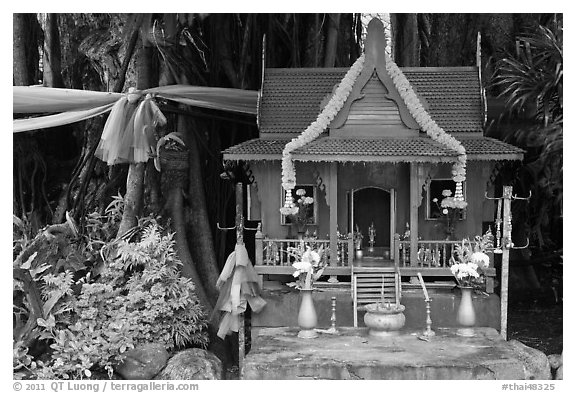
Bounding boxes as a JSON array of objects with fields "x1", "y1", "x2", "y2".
[
  {"x1": 329, "y1": 162, "x2": 338, "y2": 282},
  {"x1": 409, "y1": 163, "x2": 419, "y2": 265}
]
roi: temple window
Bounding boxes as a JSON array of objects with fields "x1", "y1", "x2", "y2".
[
  {"x1": 281, "y1": 184, "x2": 318, "y2": 225},
  {"x1": 426, "y1": 179, "x2": 467, "y2": 220}
]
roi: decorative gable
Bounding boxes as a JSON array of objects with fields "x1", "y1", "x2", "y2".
[
  {"x1": 330, "y1": 74, "x2": 419, "y2": 137},
  {"x1": 328, "y1": 18, "x2": 422, "y2": 137}
]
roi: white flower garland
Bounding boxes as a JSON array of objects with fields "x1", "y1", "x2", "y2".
[
  {"x1": 280, "y1": 52, "x2": 468, "y2": 214},
  {"x1": 385, "y1": 54, "x2": 467, "y2": 200},
  {"x1": 280, "y1": 54, "x2": 366, "y2": 214}
]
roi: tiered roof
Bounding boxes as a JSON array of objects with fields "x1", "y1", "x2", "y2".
[
  {"x1": 258, "y1": 67, "x2": 484, "y2": 135},
  {"x1": 223, "y1": 19, "x2": 523, "y2": 163},
  {"x1": 222, "y1": 136, "x2": 524, "y2": 162}
]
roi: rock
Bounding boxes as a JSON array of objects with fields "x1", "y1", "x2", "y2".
[
  {"x1": 155, "y1": 348, "x2": 223, "y2": 380},
  {"x1": 547, "y1": 354, "x2": 562, "y2": 370},
  {"x1": 87, "y1": 369, "x2": 123, "y2": 380},
  {"x1": 508, "y1": 340, "x2": 552, "y2": 380},
  {"x1": 115, "y1": 344, "x2": 170, "y2": 380},
  {"x1": 555, "y1": 365, "x2": 563, "y2": 380}
]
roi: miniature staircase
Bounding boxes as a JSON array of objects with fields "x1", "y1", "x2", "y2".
[{"x1": 352, "y1": 266, "x2": 402, "y2": 327}]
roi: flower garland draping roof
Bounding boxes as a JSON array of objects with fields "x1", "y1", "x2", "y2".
[
  {"x1": 280, "y1": 54, "x2": 366, "y2": 215},
  {"x1": 385, "y1": 53, "x2": 467, "y2": 203},
  {"x1": 280, "y1": 53, "x2": 468, "y2": 214}
]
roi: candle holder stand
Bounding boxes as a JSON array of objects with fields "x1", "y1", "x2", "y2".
[
  {"x1": 329, "y1": 296, "x2": 338, "y2": 333},
  {"x1": 316, "y1": 296, "x2": 339, "y2": 335},
  {"x1": 417, "y1": 299, "x2": 435, "y2": 340}
]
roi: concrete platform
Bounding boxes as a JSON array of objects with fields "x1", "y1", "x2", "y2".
[{"x1": 242, "y1": 327, "x2": 550, "y2": 380}]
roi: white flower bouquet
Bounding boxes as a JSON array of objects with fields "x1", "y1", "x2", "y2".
[
  {"x1": 287, "y1": 245, "x2": 327, "y2": 290},
  {"x1": 280, "y1": 188, "x2": 315, "y2": 233},
  {"x1": 433, "y1": 189, "x2": 468, "y2": 239},
  {"x1": 450, "y1": 237, "x2": 491, "y2": 288}
]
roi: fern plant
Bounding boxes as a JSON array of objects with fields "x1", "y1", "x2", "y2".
[
  {"x1": 15, "y1": 197, "x2": 208, "y2": 380},
  {"x1": 36, "y1": 220, "x2": 208, "y2": 379}
]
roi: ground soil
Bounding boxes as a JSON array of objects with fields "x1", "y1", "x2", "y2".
[
  {"x1": 508, "y1": 300, "x2": 563, "y2": 356},
  {"x1": 507, "y1": 256, "x2": 563, "y2": 356}
]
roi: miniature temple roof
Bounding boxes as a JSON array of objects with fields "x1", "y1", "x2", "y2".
[
  {"x1": 224, "y1": 18, "x2": 524, "y2": 163},
  {"x1": 258, "y1": 67, "x2": 485, "y2": 136},
  {"x1": 222, "y1": 136, "x2": 525, "y2": 162},
  {"x1": 224, "y1": 65, "x2": 525, "y2": 162}
]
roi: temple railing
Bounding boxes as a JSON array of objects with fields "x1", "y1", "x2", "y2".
[
  {"x1": 395, "y1": 239, "x2": 461, "y2": 268},
  {"x1": 252, "y1": 231, "x2": 495, "y2": 293},
  {"x1": 393, "y1": 235, "x2": 496, "y2": 293},
  {"x1": 254, "y1": 231, "x2": 354, "y2": 275}
]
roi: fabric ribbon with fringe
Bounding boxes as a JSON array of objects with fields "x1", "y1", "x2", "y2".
[
  {"x1": 213, "y1": 243, "x2": 267, "y2": 339},
  {"x1": 95, "y1": 90, "x2": 167, "y2": 165}
]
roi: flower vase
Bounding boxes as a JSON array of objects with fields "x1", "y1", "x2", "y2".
[
  {"x1": 291, "y1": 224, "x2": 306, "y2": 241},
  {"x1": 297, "y1": 288, "x2": 318, "y2": 338},
  {"x1": 456, "y1": 286, "x2": 476, "y2": 337}
]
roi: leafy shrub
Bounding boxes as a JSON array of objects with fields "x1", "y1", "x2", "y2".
[{"x1": 14, "y1": 201, "x2": 208, "y2": 379}]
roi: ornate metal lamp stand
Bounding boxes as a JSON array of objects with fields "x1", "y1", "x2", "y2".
[
  {"x1": 329, "y1": 296, "x2": 338, "y2": 333},
  {"x1": 317, "y1": 296, "x2": 339, "y2": 335},
  {"x1": 423, "y1": 298, "x2": 435, "y2": 337},
  {"x1": 417, "y1": 273, "x2": 435, "y2": 340}
]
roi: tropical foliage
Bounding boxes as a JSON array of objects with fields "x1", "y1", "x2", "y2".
[
  {"x1": 13, "y1": 199, "x2": 207, "y2": 380},
  {"x1": 490, "y1": 21, "x2": 563, "y2": 249}
]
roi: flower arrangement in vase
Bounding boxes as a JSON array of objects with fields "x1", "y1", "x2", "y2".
[
  {"x1": 433, "y1": 189, "x2": 468, "y2": 239},
  {"x1": 449, "y1": 235, "x2": 491, "y2": 289},
  {"x1": 287, "y1": 244, "x2": 327, "y2": 290},
  {"x1": 449, "y1": 233, "x2": 493, "y2": 337},
  {"x1": 281, "y1": 188, "x2": 315, "y2": 237},
  {"x1": 287, "y1": 244, "x2": 327, "y2": 338}
]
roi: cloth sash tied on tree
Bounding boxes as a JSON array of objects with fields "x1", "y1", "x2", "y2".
[
  {"x1": 13, "y1": 85, "x2": 258, "y2": 134},
  {"x1": 95, "y1": 90, "x2": 167, "y2": 165},
  {"x1": 213, "y1": 243, "x2": 266, "y2": 339}
]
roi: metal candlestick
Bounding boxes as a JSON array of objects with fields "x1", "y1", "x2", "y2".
[
  {"x1": 315, "y1": 296, "x2": 339, "y2": 335},
  {"x1": 423, "y1": 299, "x2": 435, "y2": 337},
  {"x1": 330, "y1": 296, "x2": 337, "y2": 332}
]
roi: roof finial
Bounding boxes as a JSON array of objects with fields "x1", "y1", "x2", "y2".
[{"x1": 365, "y1": 18, "x2": 386, "y2": 67}]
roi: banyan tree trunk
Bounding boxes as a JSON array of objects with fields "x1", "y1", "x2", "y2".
[
  {"x1": 167, "y1": 186, "x2": 214, "y2": 316},
  {"x1": 116, "y1": 25, "x2": 152, "y2": 238}
]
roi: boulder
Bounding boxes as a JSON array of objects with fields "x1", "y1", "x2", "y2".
[
  {"x1": 555, "y1": 365, "x2": 563, "y2": 380},
  {"x1": 115, "y1": 344, "x2": 170, "y2": 380},
  {"x1": 155, "y1": 348, "x2": 223, "y2": 380},
  {"x1": 547, "y1": 353, "x2": 563, "y2": 379},
  {"x1": 547, "y1": 354, "x2": 562, "y2": 370},
  {"x1": 508, "y1": 340, "x2": 552, "y2": 380}
]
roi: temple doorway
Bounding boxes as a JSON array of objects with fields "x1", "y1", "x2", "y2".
[{"x1": 350, "y1": 187, "x2": 395, "y2": 258}]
